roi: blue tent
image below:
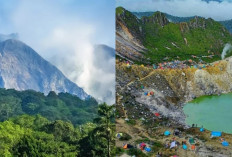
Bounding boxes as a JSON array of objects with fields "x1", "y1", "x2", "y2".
[
  {"x1": 182, "y1": 144, "x2": 187, "y2": 150},
  {"x1": 164, "y1": 130, "x2": 170, "y2": 136},
  {"x1": 200, "y1": 128, "x2": 204, "y2": 132},
  {"x1": 222, "y1": 141, "x2": 229, "y2": 147},
  {"x1": 144, "y1": 92, "x2": 148, "y2": 95},
  {"x1": 211, "y1": 131, "x2": 222, "y2": 137},
  {"x1": 153, "y1": 65, "x2": 157, "y2": 69},
  {"x1": 145, "y1": 147, "x2": 151, "y2": 152}
]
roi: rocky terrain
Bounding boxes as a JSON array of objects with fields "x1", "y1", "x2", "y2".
[
  {"x1": 116, "y1": 57, "x2": 232, "y2": 156},
  {"x1": 0, "y1": 38, "x2": 89, "y2": 99}
]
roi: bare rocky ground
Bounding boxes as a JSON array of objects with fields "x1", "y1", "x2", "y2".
[{"x1": 116, "y1": 57, "x2": 232, "y2": 157}]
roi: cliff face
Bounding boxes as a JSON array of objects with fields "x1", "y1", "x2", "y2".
[
  {"x1": 0, "y1": 39, "x2": 89, "y2": 99},
  {"x1": 116, "y1": 7, "x2": 146, "y2": 62},
  {"x1": 116, "y1": 57, "x2": 232, "y2": 125},
  {"x1": 141, "y1": 11, "x2": 169, "y2": 26}
]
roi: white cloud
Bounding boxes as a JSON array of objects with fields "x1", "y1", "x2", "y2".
[
  {"x1": 117, "y1": 0, "x2": 232, "y2": 21},
  {"x1": 0, "y1": 0, "x2": 115, "y2": 104}
]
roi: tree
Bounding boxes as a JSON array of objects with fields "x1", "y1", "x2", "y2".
[{"x1": 78, "y1": 103, "x2": 115, "y2": 157}]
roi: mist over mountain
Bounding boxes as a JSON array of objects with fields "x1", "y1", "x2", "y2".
[
  {"x1": 91, "y1": 44, "x2": 115, "y2": 104},
  {"x1": 0, "y1": 33, "x2": 19, "y2": 42},
  {"x1": 0, "y1": 35, "x2": 89, "y2": 99}
]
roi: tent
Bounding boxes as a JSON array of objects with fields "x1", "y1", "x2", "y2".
[
  {"x1": 182, "y1": 144, "x2": 187, "y2": 150},
  {"x1": 144, "y1": 92, "x2": 148, "y2": 96},
  {"x1": 174, "y1": 129, "x2": 180, "y2": 136},
  {"x1": 222, "y1": 141, "x2": 229, "y2": 147},
  {"x1": 140, "y1": 117, "x2": 145, "y2": 121},
  {"x1": 150, "y1": 91, "x2": 154, "y2": 95},
  {"x1": 200, "y1": 128, "x2": 204, "y2": 132},
  {"x1": 116, "y1": 133, "x2": 123, "y2": 138},
  {"x1": 140, "y1": 142, "x2": 146, "y2": 150},
  {"x1": 191, "y1": 145, "x2": 196, "y2": 150},
  {"x1": 170, "y1": 141, "x2": 176, "y2": 149},
  {"x1": 211, "y1": 131, "x2": 222, "y2": 137},
  {"x1": 127, "y1": 144, "x2": 134, "y2": 149},
  {"x1": 145, "y1": 147, "x2": 151, "y2": 152},
  {"x1": 154, "y1": 113, "x2": 160, "y2": 117},
  {"x1": 140, "y1": 142, "x2": 146, "y2": 148},
  {"x1": 164, "y1": 130, "x2": 171, "y2": 136},
  {"x1": 189, "y1": 138, "x2": 195, "y2": 145},
  {"x1": 125, "y1": 118, "x2": 129, "y2": 121},
  {"x1": 123, "y1": 144, "x2": 128, "y2": 149}
]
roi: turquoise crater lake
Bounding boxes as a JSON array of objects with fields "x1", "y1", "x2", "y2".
[{"x1": 183, "y1": 93, "x2": 232, "y2": 134}]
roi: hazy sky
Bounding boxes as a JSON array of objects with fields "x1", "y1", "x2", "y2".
[
  {"x1": 117, "y1": 0, "x2": 232, "y2": 21},
  {"x1": 0, "y1": 0, "x2": 115, "y2": 104}
]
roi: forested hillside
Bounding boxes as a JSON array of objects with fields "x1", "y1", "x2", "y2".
[
  {"x1": 0, "y1": 103, "x2": 116, "y2": 157},
  {"x1": 0, "y1": 88, "x2": 98, "y2": 126}
]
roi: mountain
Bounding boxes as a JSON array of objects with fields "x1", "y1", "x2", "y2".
[
  {"x1": 116, "y1": 7, "x2": 232, "y2": 64},
  {"x1": 0, "y1": 37, "x2": 89, "y2": 99},
  {"x1": 133, "y1": 12, "x2": 232, "y2": 34},
  {"x1": 133, "y1": 12, "x2": 195, "y2": 23},
  {"x1": 0, "y1": 33, "x2": 19, "y2": 42},
  {"x1": 92, "y1": 44, "x2": 115, "y2": 104},
  {"x1": 219, "y1": 19, "x2": 232, "y2": 33}
]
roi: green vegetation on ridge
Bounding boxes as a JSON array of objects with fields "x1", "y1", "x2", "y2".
[
  {"x1": 0, "y1": 88, "x2": 98, "y2": 126},
  {"x1": 117, "y1": 7, "x2": 232, "y2": 64}
]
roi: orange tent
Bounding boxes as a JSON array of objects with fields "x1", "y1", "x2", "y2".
[
  {"x1": 123, "y1": 144, "x2": 128, "y2": 149},
  {"x1": 191, "y1": 145, "x2": 195, "y2": 150}
]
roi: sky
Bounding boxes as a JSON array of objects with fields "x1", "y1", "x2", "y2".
[
  {"x1": 0, "y1": 0, "x2": 115, "y2": 104},
  {"x1": 116, "y1": 0, "x2": 232, "y2": 21}
]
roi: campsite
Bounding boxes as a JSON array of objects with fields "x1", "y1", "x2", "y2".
[{"x1": 116, "y1": 58, "x2": 232, "y2": 156}]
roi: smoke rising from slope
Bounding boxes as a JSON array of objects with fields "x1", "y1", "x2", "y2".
[
  {"x1": 0, "y1": 0, "x2": 115, "y2": 104},
  {"x1": 221, "y1": 43, "x2": 232, "y2": 59}
]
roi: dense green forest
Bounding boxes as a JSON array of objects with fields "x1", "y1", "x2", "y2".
[
  {"x1": 0, "y1": 101, "x2": 115, "y2": 156},
  {"x1": 0, "y1": 88, "x2": 98, "y2": 126}
]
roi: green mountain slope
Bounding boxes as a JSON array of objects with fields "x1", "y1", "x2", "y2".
[
  {"x1": 117, "y1": 7, "x2": 232, "y2": 64},
  {"x1": 219, "y1": 19, "x2": 232, "y2": 33},
  {"x1": 133, "y1": 12, "x2": 232, "y2": 34},
  {"x1": 133, "y1": 11, "x2": 195, "y2": 23},
  {"x1": 0, "y1": 88, "x2": 98, "y2": 126}
]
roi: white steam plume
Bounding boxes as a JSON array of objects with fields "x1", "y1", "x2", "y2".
[{"x1": 221, "y1": 43, "x2": 232, "y2": 60}]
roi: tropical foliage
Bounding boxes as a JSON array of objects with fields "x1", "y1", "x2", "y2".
[
  {"x1": 0, "y1": 102, "x2": 115, "y2": 156},
  {"x1": 0, "y1": 88, "x2": 98, "y2": 126}
]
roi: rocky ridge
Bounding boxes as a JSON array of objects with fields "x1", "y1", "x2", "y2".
[{"x1": 0, "y1": 39, "x2": 89, "y2": 99}]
